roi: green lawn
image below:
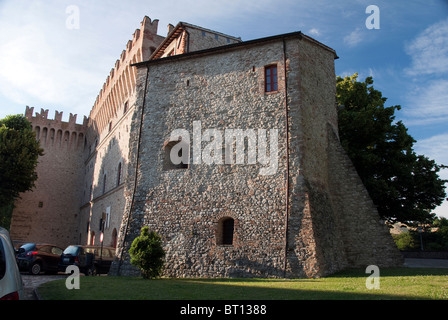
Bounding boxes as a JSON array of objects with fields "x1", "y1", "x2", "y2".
[{"x1": 38, "y1": 268, "x2": 448, "y2": 300}]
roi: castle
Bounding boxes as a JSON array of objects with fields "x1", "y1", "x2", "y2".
[{"x1": 10, "y1": 16, "x2": 403, "y2": 278}]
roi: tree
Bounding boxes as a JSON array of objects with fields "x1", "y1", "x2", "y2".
[
  {"x1": 336, "y1": 74, "x2": 446, "y2": 225},
  {"x1": 129, "y1": 226, "x2": 165, "y2": 279},
  {"x1": 0, "y1": 114, "x2": 43, "y2": 229}
]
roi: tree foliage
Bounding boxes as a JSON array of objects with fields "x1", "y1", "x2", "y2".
[
  {"x1": 0, "y1": 115, "x2": 43, "y2": 228},
  {"x1": 129, "y1": 226, "x2": 165, "y2": 279},
  {"x1": 336, "y1": 74, "x2": 446, "y2": 225}
]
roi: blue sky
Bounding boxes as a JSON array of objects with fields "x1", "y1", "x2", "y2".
[{"x1": 0, "y1": 0, "x2": 447, "y2": 218}]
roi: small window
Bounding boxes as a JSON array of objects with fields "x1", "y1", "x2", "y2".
[
  {"x1": 217, "y1": 217, "x2": 234, "y2": 246},
  {"x1": 111, "y1": 228, "x2": 118, "y2": 248},
  {"x1": 117, "y1": 162, "x2": 122, "y2": 186},
  {"x1": 102, "y1": 174, "x2": 107, "y2": 194},
  {"x1": 123, "y1": 101, "x2": 128, "y2": 114},
  {"x1": 215, "y1": 34, "x2": 219, "y2": 40},
  {"x1": 163, "y1": 140, "x2": 189, "y2": 170},
  {"x1": 265, "y1": 65, "x2": 278, "y2": 92},
  {"x1": 109, "y1": 122, "x2": 112, "y2": 132}
]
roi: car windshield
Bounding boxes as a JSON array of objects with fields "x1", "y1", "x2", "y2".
[{"x1": 63, "y1": 246, "x2": 80, "y2": 255}]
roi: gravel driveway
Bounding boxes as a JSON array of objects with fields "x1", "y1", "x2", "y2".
[{"x1": 21, "y1": 273, "x2": 67, "y2": 300}]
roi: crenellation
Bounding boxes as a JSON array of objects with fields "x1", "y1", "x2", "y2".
[
  {"x1": 54, "y1": 110, "x2": 63, "y2": 122},
  {"x1": 35, "y1": 108, "x2": 49, "y2": 120}
]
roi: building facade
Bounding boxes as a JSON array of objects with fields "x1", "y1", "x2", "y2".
[{"x1": 11, "y1": 16, "x2": 403, "y2": 278}]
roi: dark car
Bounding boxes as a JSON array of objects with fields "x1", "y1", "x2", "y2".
[
  {"x1": 16, "y1": 243, "x2": 63, "y2": 275},
  {"x1": 59, "y1": 245, "x2": 115, "y2": 275}
]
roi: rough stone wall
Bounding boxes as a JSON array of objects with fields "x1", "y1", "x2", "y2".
[
  {"x1": 326, "y1": 126, "x2": 404, "y2": 268},
  {"x1": 10, "y1": 107, "x2": 86, "y2": 248},
  {"x1": 185, "y1": 26, "x2": 241, "y2": 52},
  {"x1": 113, "y1": 39, "x2": 290, "y2": 277},
  {"x1": 284, "y1": 36, "x2": 348, "y2": 277}
]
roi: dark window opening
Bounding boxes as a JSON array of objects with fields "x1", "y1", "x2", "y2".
[
  {"x1": 217, "y1": 217, "x2": 234, "y2": 246},
  {"x1": 102, "y1": 174, "x2": 107, "y2": 194},
  {"x1": 265, "y1": 65, "x2": 278, "y2": 92},
  {"x1": 117, "y1": 162, "x2": 122, "y2": 186},
  {"x1": 163, "y1": 140, "x2": 189, "y2": 170}
]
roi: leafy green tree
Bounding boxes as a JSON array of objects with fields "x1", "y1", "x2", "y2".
[
  {"x1": 336, "y1": 74, "x2": 446, "y2": 225},
  {"x1": 392, "y1": 232, "x2": 418, "y2": 251},
  {"x1": 129, "y1": 226, "x2": 165, "y2": 279},
  {"x1": 0, "y1": 114, "x2": 43, "y2": 229}
]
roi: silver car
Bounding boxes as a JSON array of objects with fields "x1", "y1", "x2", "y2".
[{"x1": 0, "y1": 227, "x2": 24, "y2": 300}]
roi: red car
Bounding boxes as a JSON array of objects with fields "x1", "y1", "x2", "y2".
[{"x1": 16, "y1": 243, "x2": 63, "y2": 275}]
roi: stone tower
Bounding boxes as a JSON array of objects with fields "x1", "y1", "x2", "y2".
[{"x1": 111, "y1": 30, "x2": 403, "y2": 278}]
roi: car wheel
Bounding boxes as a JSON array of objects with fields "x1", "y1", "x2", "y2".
[
  {"x1": 85, "y1": 266, "x2": 96, "y2": 276},
  {"x1": 30, "y1": 262, "x2": 42, "y2": 275}
]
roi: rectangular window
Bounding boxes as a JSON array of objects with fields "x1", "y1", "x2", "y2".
[{"x1": 265, "y1": 65, "x2": 278, "y2": 92}]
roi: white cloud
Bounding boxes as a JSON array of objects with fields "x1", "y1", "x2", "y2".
[
  {"x1": 401, "y1": 18, "x2": 448, "y2": 127},
  {"x1": 0, "y1": 1, "x2": 109, "y2": 120},
  {"x1": 308, "y1": 28, "x2": 320, "y2": 36},
  {"x1": 415, "y1": 133, "x2": 448, "y2": 166},
  {"x1": 405, "y1": 18, "x2": 448, "y2": 76},
  {"x1": 343, "y1": 27, "x2": 363, "y2": 47},
  {"x1": 403, "y1": 79, "x2": 448, "y2": 126}
]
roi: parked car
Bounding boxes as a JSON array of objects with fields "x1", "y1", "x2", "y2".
[
  {"x1": 0, "y1": 227, "x2": 24, "y2": 300},
  {"x1": 59, "y1": 245, "x2": 115, "y2": 275},
  {"x1": 16, "y1": 243, "x2": 64, "y2": 275}
]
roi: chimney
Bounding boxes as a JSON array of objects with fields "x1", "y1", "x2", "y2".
[{"x1": 167, "y1": 23, "x2": 175, "y2": 35}]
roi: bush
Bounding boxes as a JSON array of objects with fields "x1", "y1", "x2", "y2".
[
  {"x1": 129, "y1": 227, "x2": 165, "y2": 279},
  {"x1": 393, "y1": 232, "x2": 418, "y2": 251}
]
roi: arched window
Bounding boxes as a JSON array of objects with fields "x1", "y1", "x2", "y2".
[{"x1": 217, "y1": 217, "x2": 234, "y2": 246}]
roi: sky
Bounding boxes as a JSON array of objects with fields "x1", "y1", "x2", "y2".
[{"x1": 0, "y1": 0, "x2": 447, "y2": 218}]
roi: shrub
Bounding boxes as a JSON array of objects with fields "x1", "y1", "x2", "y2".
[
  {"x1": 129, "y1": 227, "x2": 165, "y2": 279},
  {"x1": 393, "y1": 232, "x2": 418, "y2": 251}
]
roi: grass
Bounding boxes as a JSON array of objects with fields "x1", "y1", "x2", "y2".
[{"x1": 38, "y1": 268, "x2": 448, "y2": 300}]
